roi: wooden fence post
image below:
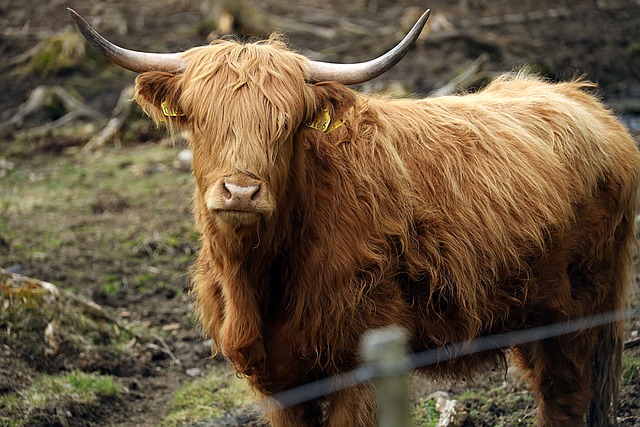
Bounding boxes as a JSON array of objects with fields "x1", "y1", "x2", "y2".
[{"x1": 361, "y1": 325, "x2": 411, "y2": 427}]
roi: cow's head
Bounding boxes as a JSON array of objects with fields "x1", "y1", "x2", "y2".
[{"x1": 68, "y1": 8, "x2": 430, "y2": 234}]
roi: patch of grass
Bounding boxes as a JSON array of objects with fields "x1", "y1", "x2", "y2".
[
  {"x1": 0, "y1": 370, "x2": 121, "y2": 427},
  {"x1": 103, "y1": 273, "x2": 122, "y2": 295},
  {"x1": 159, "y1": 364, "x2": 253, "y2": 426},
  {"x1": 413, "y1": 397, "x2": 440, "y2": 427},
  {"x1": 132, "y1": 272, "x2": 157, "y2": 291},
  {"x1": 1, "y1": 144, "x2": 196, "y2": 293},
  {"x1": 622, "y1": 353, "x2": 640, "y2": 385},
  {"x1": 459, "y1": 385, "x2": 535, "y2": 427}
]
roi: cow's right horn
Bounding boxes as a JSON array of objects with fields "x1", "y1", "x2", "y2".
[
  {"x1": 305, "y1": 9, "x2": 431, "y2": 85},
  {"x1": 67, "y1": 8, "x2": 185, "y2": 74}
]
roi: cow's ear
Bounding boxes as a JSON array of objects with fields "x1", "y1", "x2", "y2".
[
  {"x1": 134, "y1": 72, "x2": 186, "y2": 129},
  {"x1": 309, "y1": 82, "x2": 356, "y2": 126}
]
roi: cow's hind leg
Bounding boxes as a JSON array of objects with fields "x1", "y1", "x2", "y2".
[
  {"x1": 515, "y1": 183, "x2": 633, "y2": 426},
  {"x1": 513, "y1": 331, "x2": 595, "y2": 427}
]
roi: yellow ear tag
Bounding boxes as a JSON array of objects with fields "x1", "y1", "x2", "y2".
[
  {"x1": 306, "y1": 106, "x2": 331, "y2": 132},
  {"x1": 161, "y1": 100, "x2": 184, "y2": 117},
  {"x1": 305, "y1": 105, "x2": 344, "y2": 133}
]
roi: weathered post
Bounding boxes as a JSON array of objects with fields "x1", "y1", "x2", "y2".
[{"x1": 361, "y1": 325, "x2": 411, "y2": 427}]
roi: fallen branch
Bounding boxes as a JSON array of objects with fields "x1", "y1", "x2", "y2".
[
  {"x1": 236, "y1": 3, "x2": 338, "y2": 39},
  {"x1": 625, "y1": 337, "x2": 640, "y2": 350},
  {"x1": 82, "y1": 85, "x2": 135, "y2": 152},
  {"x1": 202, "y1": 0, "x2": 336, "y2": 39},
  {"x1": 459, "y1": 7, "x2": 572, "y2": 27},
  {"x1": 0, "y1": 85, "x2": 103, "y2": 134},
  {"x1": 203, "y1": 0, "x2": 406, "y2": 41},
  {"x1": 432, "y1": 53, "x2": 491, "y2": 97}
]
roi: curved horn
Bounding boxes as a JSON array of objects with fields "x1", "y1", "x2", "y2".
[
  {"x1": 306, "y1": 9, "x2": 431, "y2": 85},
  {"x1": 67, "y1": 8, "x2": 185, "y2": 74}
]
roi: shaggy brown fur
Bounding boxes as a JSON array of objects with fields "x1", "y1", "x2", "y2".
[{"x1": 133, "y1": 36, "x2": 640, "y2": 427}]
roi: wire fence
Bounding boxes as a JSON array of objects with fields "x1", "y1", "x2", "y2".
[{"x1": 268, "y1": 306, "x2": 640, "y2": 412}]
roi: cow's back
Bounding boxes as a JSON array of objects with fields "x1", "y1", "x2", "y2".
[{"x1": 365, "y1": 73, "x2": 639, "y2": 339}]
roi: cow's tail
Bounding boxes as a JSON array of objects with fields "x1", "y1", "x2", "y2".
[{"x1": 588, "y1": 316, "x2": 624, "y2": 427}]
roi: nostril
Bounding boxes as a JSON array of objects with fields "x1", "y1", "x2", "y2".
[
  {"x1": 221, "y1": 181, "x2": 233, "y2": 200},
  {"x1": 250, "y1": 184, "x2": 262, "y2": 201}
]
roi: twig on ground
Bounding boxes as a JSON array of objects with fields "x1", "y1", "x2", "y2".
[
  {"x1": 83, "y1": 85, "x2": 135, "y2": 152},
  {"x1": 152, "y1": 334, "x2": 182, "y2": 364}
]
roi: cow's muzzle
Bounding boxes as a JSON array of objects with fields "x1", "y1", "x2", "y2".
[
  {"x1": 205, "y1": 174, "x2": 274, "y2": 227},
  {"x1": 221, "y1": 181, "x2": 262, "y2": 212}
]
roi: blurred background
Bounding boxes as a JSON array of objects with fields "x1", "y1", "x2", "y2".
[{"x1": 1, "y1": 1, "x2": 639, "y2": 426}]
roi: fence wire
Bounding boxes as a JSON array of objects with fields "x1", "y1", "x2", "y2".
[{"x1": 268, "y1": 306, "x2": 640, "y2": 410}]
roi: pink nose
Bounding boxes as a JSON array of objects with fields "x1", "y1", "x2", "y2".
[{"x1": 221, "y1": 181, "x2": 262, "y2": 211}]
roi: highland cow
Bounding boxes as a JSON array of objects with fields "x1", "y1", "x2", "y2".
[{"x1": 70, "y1": 8, "x2": 639, "y2": 426}]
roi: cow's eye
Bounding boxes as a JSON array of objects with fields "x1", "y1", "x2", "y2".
[{"x1": 282, "y1": 115, "x2": 291, "y2": 131}]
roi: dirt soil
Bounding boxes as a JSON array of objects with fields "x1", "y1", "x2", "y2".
[{"x1": 1, "y1": 0, "x2": 640, "y2": 426}]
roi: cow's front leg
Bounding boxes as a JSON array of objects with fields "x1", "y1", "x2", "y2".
[
  {"x1": 219, "y1": 313, "x2": 266, "y2": 376},
  {"x1": 263, "y1": 399, "x2": 324, "y2": 427},
  {"x1": 325, "y1": 384, "x2": 376, "y2": 426},
  {"x1": 218, "y1": 277, "x2": 266, "y2": 375}
]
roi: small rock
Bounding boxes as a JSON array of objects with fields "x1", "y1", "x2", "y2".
[
  {"x1": 31, "y1": 252, "x2": 46, "y2": 261},
  {"x1": 428, "y1": 390, "x2": 451, "y2": 401},
  {"x1": 4, "y1": 264, "x2": 23, "y2": 274},
  {"x1": 185, "y1": 367, "x2": 203, "y2": 377},
  {"x1": 145, "y1": 163, "x2": 167, "y2": 175},
  {"x1": 435, "y1": 397, "x2": 467, "y2": 427},
  {"x1": 162, "y1": 322, "x2": 181, "y2": 332},
  {"x1": 44, "y1": 321, "x2": 60, "y2": 356},
  {"x1": 0, "y1": 157, "x2": 14, "y2": 178},
  {"x1": 174, "y1": 149, "x2": 193, "y2": 171},
  {"x1": 428, "y1": 391, "x2": 468, "y2": 427}
]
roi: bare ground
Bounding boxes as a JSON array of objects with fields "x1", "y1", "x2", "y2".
[{"x1": 1, "y1": 0, "x2": 639, "y2": 426}]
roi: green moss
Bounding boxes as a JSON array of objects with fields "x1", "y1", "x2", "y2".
[
  {"x1": 0, "y1": 370, "x2": 121, "y2": 426},
  {"x1": 0, "y1": 293, "x2": 50, "y2": 364},
  {"x1": 17, "y1": 32, "x2": 87, "y2": 77},
  {"x1": 159, "y1": 364, "x2": 253, "y2": 426},
  {"x1": 627, "y1": 42, "x2": 640, "y2": 57},
  {"x1": 412, "y1": 397, "x2": 440, "y2": 427},
  {"x1": 0, "y1": 278, "x2": 136, "y2": 371},
  {"x1": 622, "y1": 353, "x2": 640, "y2": 386}
]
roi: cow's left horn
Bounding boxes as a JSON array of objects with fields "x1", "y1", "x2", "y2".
[
  {"x1": 305, "y1": 9, "x2": 431, "y2": 85},
  {"x1": 67, "y1": 8, "x2": 185, "y2": 74}
]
